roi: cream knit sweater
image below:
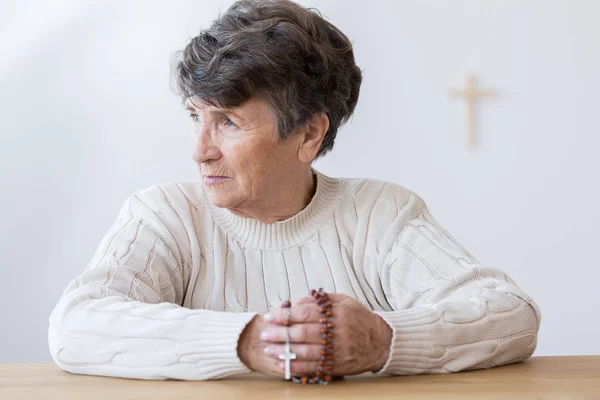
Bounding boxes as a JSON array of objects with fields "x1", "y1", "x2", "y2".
[{"x1": 48, "y1": 170, "x2": 541, "y2": 380}]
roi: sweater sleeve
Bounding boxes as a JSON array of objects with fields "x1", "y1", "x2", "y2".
[
  {"x1": 372, "y1": 193, "x2": 541, "y2": 375},
  {"x1": 48, "y1": 193, "x2": 257, "y2": 380}
]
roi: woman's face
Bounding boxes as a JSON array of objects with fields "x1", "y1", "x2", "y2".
[{"x1": 187, "y1": 97, "x2": 303, "y2": 212}]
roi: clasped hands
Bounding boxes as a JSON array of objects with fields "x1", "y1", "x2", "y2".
[{"x1": 238, "y1": 293, "x2": 393, "y2": 378}]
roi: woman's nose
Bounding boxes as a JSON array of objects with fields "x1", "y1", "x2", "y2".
[{"x1": 191, "y1": 127, "x2": 221, "y2": 164}]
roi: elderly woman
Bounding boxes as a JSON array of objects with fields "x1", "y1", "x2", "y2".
[{"x1": 49, "y1": 0, "x2": 540, "y2": 383}]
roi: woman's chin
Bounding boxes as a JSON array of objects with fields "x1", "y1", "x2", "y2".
[{"x1": 205, "y1": 191, "x2": 235, "y2": 209}]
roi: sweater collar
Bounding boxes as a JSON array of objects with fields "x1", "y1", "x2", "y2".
[{"x1": 204, "y1": 169, "x2": 342, "y2": 250}]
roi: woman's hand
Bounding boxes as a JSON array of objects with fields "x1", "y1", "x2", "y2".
[
  {"x1": 237, "y1": 315, "x2": 286, "y2": 377},
  {"x1": 259, "y1": 294, "x2": 393, "y2": 377}
]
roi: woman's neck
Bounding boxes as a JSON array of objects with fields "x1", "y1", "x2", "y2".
[{"x1": 228, "y1": 168, "x2": 317, "y2": 224}]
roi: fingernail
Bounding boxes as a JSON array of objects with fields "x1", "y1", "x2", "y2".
[
  {"x1": 263, "y1": 314, "x2": 273, "y2": 322},
  {"x1": 260, "y1": 331, "x2": 270, "y2": 340}
]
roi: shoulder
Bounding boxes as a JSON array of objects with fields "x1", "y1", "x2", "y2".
[
  {"x1": 338, "y1": 176, "x2": 427, "y2": 216},
  {"x1": 132, "y1": 181, "x2": 204, "y2": 211},
  {"x1": 333, "y1": 176, "x2": 430, "y2": 252},
  {"x1": 120, "y1": 181, "x2": 207, "y2": 227}
]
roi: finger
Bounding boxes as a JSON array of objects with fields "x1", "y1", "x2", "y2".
[
  {"x1": 264, "y1": 303, "x2": 320, "y2": 324},
  {"x1": 262, "y1": 355, "x2": 288, "y2": 378},
  {"x1": 296, "y1": 293, "x2": 350, "y2": 305},
  {"x1": 261, "y1": 323, "x2": 323, "y2": 344},
  {"x1": 295, "y1": 296, "x2": 317, "y2": 305},
  {"x1": 264, "y1": 344, "x2": 323, "y2": 361},
  {"x1": 277, "y1": 360, "x2": 322, "y2": 375},
  {"x1": 323, "y1": 293, "x2": 350, "y2": 303}
]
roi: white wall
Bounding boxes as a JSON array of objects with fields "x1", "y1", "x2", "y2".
[{"x1": 1, "y1": 0, "x2": 599, "y2": 363}]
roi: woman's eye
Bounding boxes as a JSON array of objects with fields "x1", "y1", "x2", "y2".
[
  {"x1": 190, "y1": 114, "x2": 200, "y2": 122},
  {"x1": 223, "y1": 118, "x2": 237, "y2": 128}
]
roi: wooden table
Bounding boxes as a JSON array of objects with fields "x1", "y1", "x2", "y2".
[{"x1": 1, "y1": 356, "x2": 599, "y2": 400}]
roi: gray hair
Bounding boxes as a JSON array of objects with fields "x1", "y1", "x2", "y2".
[{"x1": 172, "y1": 0, "x2": 362, "y2": 158}]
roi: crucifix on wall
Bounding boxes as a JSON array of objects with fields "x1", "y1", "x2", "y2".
[{"x1": 449, "y1": 74, "x2": 496, "y2": 148}]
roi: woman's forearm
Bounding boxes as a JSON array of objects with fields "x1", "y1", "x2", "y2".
[
  {"x1": 373, "y1": 290, "x2": 539, "y2": 375},
  {"x1": 49, "y1": 288, "x2": 257, "y2": 380}
]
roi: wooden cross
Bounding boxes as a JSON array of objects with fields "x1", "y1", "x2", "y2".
[{"x1": 449, "y1": 74, "x2": 496, "y2": 148}]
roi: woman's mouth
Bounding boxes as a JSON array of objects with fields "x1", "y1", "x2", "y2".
[{"x1": 203, "y1": 176, "x2": 230, "y2": 186}]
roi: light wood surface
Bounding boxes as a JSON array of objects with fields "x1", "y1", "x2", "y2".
[{"x1": 1, "y1": 356, "x2": 599, "y2": 400}]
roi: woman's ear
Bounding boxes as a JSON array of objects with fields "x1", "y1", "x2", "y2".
[{"x1": 298, "y1": 113, "x2": 329, "y2": 163}]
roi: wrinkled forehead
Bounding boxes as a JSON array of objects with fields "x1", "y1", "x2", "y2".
[
  {"x1": 184, "y1": 96, "x2": 219, "y2": 110},
  {"x1": 184, "y1": 97, "x2": 280, "y2": 129},
  {"x1": 183, "y1": 97, "x2": 240, "y2": 117},
  {"x1": 189, "y1": 96, "x2": 274, "y2": 115}
]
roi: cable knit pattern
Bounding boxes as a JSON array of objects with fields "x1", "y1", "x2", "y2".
[{"x1": 48, "y1": 170, "x2": 541, "y2": 380}]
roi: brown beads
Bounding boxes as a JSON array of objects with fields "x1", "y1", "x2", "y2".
[
  {"x1": 285, "y1": 288, "x2": 338, "y2": 385},
  {"x1": 308, "y1": 288, "x2": 336, "y2": 385}
]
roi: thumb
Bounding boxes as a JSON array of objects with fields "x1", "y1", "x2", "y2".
[
  {"x1": 294, "y1": 292, "x2": 350, "y2": 305},
  {"x1": 294, "y1": 296, "x2": 316, "y2": 305}
]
